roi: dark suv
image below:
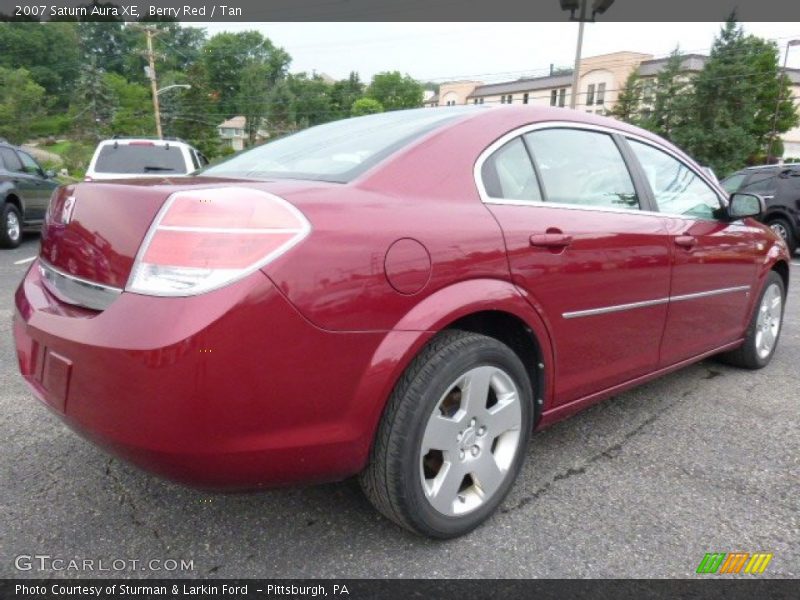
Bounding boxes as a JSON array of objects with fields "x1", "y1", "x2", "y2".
[
  {"x1": 721, "y1": 164, "x2": 800, "y2": 253},
  {"x1": 0, "y1": 140, "x2": 59, "y2": 248}
]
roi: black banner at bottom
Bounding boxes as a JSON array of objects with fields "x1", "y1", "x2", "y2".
[{"x1": 1, "y1": 579, "x2": 798, "y2": 600}]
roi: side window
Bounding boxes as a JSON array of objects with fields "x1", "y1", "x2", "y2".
[
  {"x1": 481, "y1": 137, "x2": 542, "y2": 202},
  {"x1": 0, "y1": 147, "x2": 23, "y2": 172},
  {"x1": 189, "y1": 149, "x2": 200, "y2": 170},
  {"x1": 721, "y1": 172, "x2": 747, "y2": 194},
  {"x1": 628, "y1": 139, "x2": 721, "y2": 219},
  {"x1": 524, "y1": 128, "x2": 639, "y2": 209},
  {"x1": 740, "y1": 171, "x2": 777, "y2": 195},
  {"x1": 17, "y1": 151, "x2": 42, "y2": 175}
]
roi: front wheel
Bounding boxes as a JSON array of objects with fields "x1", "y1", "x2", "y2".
[
  {"x1": 360, "y1": 330, "x2": 533, "y2": 538},
  {"x1": 719, "y1": 271, "x2": 785, "y2": 369}
]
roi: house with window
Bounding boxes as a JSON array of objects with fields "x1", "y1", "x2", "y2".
[
  {"x1": 217, "y1": 116, "x2": 247, "y2": 151},
  {"x1": 428, "y1": 50, "x2": 800, "y2": 160}
]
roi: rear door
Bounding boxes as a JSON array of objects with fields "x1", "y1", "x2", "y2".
[
  {"x1": 1, "y1": 147, "x2": 42, "y2": 222},
  {"x1": 624, "y1": 138, "x2": 759, "y2": 365},
  {"x1": 480, "y1": 126, "x2": 672, "y2": 404}
]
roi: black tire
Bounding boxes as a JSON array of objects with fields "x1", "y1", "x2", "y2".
[
  {"x1": 767, "y1": 217, "x2": 797, "y2": 255},
  {"x1": 0, "y1": 203, "x2": 23, "y2": 249},
  {"x1": 360, "y1": 330, "x2": 533, "y2": 538},
  {"x1": 719, "y1": 271, "x2": 785, "y2": 369}
]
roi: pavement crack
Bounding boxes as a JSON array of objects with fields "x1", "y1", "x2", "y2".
[{"x1": 104, "y1": 458, "x2": 168, "y2": 551}]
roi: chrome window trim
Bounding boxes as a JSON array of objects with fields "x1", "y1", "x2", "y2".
[
  {"x1": 562, "y1": 285, "x2": 751, "y2": 320},
  {"x1": 473, "y1": 120, "x2": 728, "y2": 219},
  {"x1": 39, "y1": 259, "x2": 122, "y2": 311}
]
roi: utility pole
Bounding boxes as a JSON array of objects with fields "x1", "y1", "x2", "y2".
[{"x1": 136, "y1": 25, "x2": 164, "y2": 139}]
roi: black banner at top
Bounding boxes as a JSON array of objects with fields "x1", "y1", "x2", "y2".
[{"x1": 2, "y1": 0, "x2": 800, "y2": 22}]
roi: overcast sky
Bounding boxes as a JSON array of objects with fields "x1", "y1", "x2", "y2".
[{"x1": 197, "y1": 22, "x2": 800, "y2": 83}]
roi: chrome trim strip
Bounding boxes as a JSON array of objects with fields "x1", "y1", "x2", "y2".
[
  {"x1": 562, "y1": 285, "x2": 750, "y2": 320},
  {"x1": 473, "y1": 120, "x2": 728, "y2": 217},
  {"x1": 670, "y1": 285, "x2": 751, "y2": 303},
  {"x1": 562, "y1": 297, "x2": 668, "y2": 319},
  {"x1": 39, "y1": 259, "x2": 122, "y2": 311}
]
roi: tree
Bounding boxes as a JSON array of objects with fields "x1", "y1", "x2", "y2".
[
  {"x1": 366, "y1": 71, "x2": 423, "y2": 110},
  {"x1": 0, "y1": 67, "x2": 46, "y2": 143},
  {"x1": 351, "y1": 97, "x2": 383, "y2": 116},
  {"x1": 288, "y1": 73, "x2": 333, "y2": 127},
  {"x1": 672, "y1": 18, "x2": 798, "y2": 174},
  {"x1": 609, "y1": 71, "x2": 642, "y2": 125},
  {"x1": 202, "y1": 31, "x2": 290, "y2": 117},
  {"x1": 71, "y1": 57, "x2": 116, "y2": 140},
  {"x1": 104, "y1": 73, "x2": 154, "y2": 137},
  {"x1": 0, "y1": 22, "x2": 81, "y2": 108},
  {"x1": 644, "y1": 48, "x2": 691, "y2": 140},
  {"x1": 330, "y1": 72, "x2": 364, "y2": 119}
]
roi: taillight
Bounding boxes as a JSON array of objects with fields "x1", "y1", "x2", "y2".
[{"x1": 127, "y1": 187, "x2": 310, "y2": 296}]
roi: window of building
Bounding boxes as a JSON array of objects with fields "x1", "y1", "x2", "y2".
[
  {"x1": 596, "y1": 82, "x2": 606, "y2": 105},
  {"x1": 628, "y1": 139, "x2": 721, "y2": 219},
  {"x1": 479, "y1": 98, "x2": 484, "y2": 104},
  {"x1": 480, "y1": 137, "x2": 542, "y2": 201},
  {"x1": 559, "y1": 88, "x2": 566, "y2": 107},
  {"x1": 586, "y1": 84, "x2": 595, "y2": 106},
  {"x1": 524, "y1": 128, "x2": 639, "y2": 209},
  {"x1": 550, "y1": 90, "x2": 557, "y2": 106},
  {"x1": 523, "y1": 93, "x2": 529, "y2": 104}
]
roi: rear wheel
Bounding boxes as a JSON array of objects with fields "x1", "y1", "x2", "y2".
[
  {"x1": 767, "y1": 217, "x2": 797, "y2": 254},
  {"x1": 360, "y1": 330, "x2": 533, "y2": 538},
  {"x1": 0, "y1": 203, "x2": 22, "y2": 249},
  {"x1": 719, "y1": 271, "x2": 785, "y2": 369}
]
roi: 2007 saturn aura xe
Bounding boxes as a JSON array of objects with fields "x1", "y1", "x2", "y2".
[{"x1": 14, "y1": 106, "x2": 790, "y2": 538}]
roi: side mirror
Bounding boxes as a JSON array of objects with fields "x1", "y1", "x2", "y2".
[
  {"x1": 44, "y1": 169, "x2": 56, "y2": 179},
  {"x1": 728, "y1": 192, "x2": 764, "y2": 220}
]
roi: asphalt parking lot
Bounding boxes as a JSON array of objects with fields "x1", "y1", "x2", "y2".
[{"x1": 1, "y1": 234, "x2": 798, "y2": 579}]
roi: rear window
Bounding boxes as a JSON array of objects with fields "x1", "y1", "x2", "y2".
[
  {"x1": 94, "y1": 144, "x2": 188, "y2": 174},
  {"x1": 200, "y1": 108, "x2": 479, "y2": 183}
]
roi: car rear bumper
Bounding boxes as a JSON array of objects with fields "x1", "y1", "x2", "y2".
[{"x1": 13, "y1": 261, "x2": 387, "y2": 489}]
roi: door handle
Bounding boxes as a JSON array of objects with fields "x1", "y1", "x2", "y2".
[
  {"x1": 530, "y1": 233, "x2": 573, "y2": 248},
  {"x1": 674, "y1": 235, "x2": 697, "y2": 249}
]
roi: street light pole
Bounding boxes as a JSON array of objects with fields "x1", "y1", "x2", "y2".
[
  {"x1": 569, "y1": 0, "x2": 588, "y2": 109},
  {"x1": 766, "y1": 39, "x2": 800, "y2": 164}
]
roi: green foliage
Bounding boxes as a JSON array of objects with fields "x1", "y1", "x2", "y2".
[
  {"x1": 330, "y1": 72, "x2": 365, "y2": 119},
  {"x1": 351, "y1": 97, "x2": 384, "y2": 116},
  {"x1": 0, "y1": 22, "x2": 82, "y2": 108},
  {"x1": 367, "y1": 71, "x2": 423, "y2": 110},
  {"x1": 609, "y1": 71, "x2": 642, "y2": 125},
  {"x1": 643, "y1": 48, "x2": 692, "y2": 139},
  {"x1": 202, "y1": 31, "x2": 290, "y2": 117},
  {"x1": 104, "y1": 72, "x2": 155, "y2": 137},
  {"x1": 0, "y1": 66, "x2": 46, "y2": 144},
  {"x1": 669, "y1": 19, "x2": 799, "y2": 174}
]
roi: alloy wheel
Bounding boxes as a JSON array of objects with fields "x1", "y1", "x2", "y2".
[
  {"x1": 6, "y1": 210, "x2": 20, "y2": 242},
  {"x1": 769, "y1": 222, "x2": 789, "y2": 241},
  {"x1": 420, "y1": 365, "x2": 522, "y2": 516},
  {"x1": 755, "y1": 283, "x2": 782, "y2": 359}
]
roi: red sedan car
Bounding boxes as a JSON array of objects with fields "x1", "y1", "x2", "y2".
[{"x1": 14, "y1": 107, "x2": 790, "y2": 538}]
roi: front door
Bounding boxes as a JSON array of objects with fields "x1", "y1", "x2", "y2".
[{"x1": 624, "y1": 139, "x2": 759, "y2": 365}]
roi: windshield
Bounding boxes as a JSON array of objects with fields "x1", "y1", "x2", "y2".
[
  {"x1": 200, "y1": 107, "x2": 481, "y2": 183},
  {"x1": 94, "y1": 144, "x2": 188, "y2": 174}
]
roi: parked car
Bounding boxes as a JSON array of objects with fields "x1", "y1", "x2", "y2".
[
  {"x1": 721, "y1": 164, "x2": 800, "y2": 253},
  {"x1": 14, "y1": 107, "x2": 790, "y2": 538},
  {"x1": 0, "y1": 139, "x2": 59, "y2": 248},
  {"x1": 84, "y1": 137, "x2": 208, "y2": 181}
]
